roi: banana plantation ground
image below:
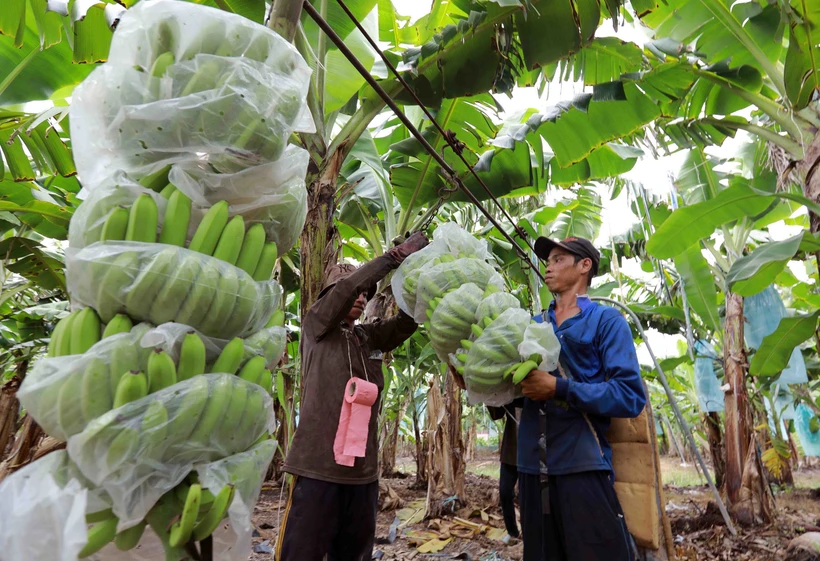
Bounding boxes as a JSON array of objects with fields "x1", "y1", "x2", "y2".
[{"x1": 247, "y1": 454, "x2": 820, "y2": 561}]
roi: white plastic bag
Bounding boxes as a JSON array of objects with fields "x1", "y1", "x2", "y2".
[
  {"x1": 66, "y1": 242, "x2": 281, "y2": 338},
  {"x1": 476, "y1": 292, "x2": 522, "y2": 322},
  {"x1": 455, "y1": 308, "x2": 530, "y2": 407},
  {"x1": 519, "y1": 321, "x2": 561, "y2": 373},
  {"x1": 0, "y1": 451, "x2": 89, "y2": 561},
  {"x1": 67, "y1": 374, "x2": 274, "y2": 528},
  {"x1": 414, "y1": 258, "x2": 504, "y2": 324},
  {"x1": 70, "y1": 0, "x2": 314, "y2": 186},
  {"x1": 169, "y1": 145, "x2": 309, "y2": 254},
  {"x1": 68, "y1": 173, "x2": 168, "y2": 250},
  {"x1": 17, "y1": 323, "x2": 153, "y2": 441},
  {"x1": 429, "y1": 283, "x2": 484, "y2": 362}
]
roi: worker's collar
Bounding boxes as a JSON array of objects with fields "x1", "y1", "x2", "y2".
[{"x1": 548, "y1": 294, "x2": 592, "y2": 312}]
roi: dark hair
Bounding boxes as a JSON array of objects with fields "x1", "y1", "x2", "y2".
[{"x1": 572, "y1": 254, "x2": 593, "y2": 287}]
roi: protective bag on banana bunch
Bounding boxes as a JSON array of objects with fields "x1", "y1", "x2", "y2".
[
  {"x1": 413, "y1": 258, "x2": 504, "y2": 324},
  {"x1": 17, "y1": 323, "x2": 154, "y2": 441},
  {"x1": 392, "y1": 222, "x2": 496, "y2": 317},
  {"x1": 67, "y1": 373, "x2": 274, "y2": 528},
  {"x1": 453, "y1": 308, "x2": 532, "y2": 407},
  {"x1": 429, "y1": 283, "x2": 485, "y2": 362},
  {"x1": 519, "y1": 321, "x2": 562, "y2": 373},
  {"x1": 68, "y1": 173, "x2": 168, "y2": 250},
  {"x1": 66, "y1": 242, "x2": 281, "y2": 339},
  {"x1": 168, "y1": 145, "x2": 309, "y2": 254},
  {"x1": 0, "y1": 441, "x2": 276, "y2": 561},
  {"x1": 144, "y1": 322, "x2": 287, "y2": 368},
  {"x1": 69, "y1": 0, "x2": 314, "y2": 186},
  {"x1": 794, "y1": 404, "x2": 820, "y2": 457}
]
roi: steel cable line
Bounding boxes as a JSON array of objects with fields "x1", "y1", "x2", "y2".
[{"x1": 301, "y1": 1, "x2": 545, "y2": 281}]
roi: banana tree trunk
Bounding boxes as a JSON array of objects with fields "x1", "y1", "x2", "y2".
[
  {"x1": 271, "y1": 342, "x2": 295, "y2": 482},
  {"x1": 425, "y1": 373, "x2": 465, "y2": 518},
  {"x1": 412, "y1": 391, "x2": 427, "y2": 486},
  {"x1": 798, "y1": 131, "x2": 820, "y2": 274},
  {"x1": 0, "y1": 377, "x2": 21, "y2": 461},
  {"x1": 380, "y1": 395, "x2": 406, "y2": 477},
  {"x1": 704, "y1": 412, "x2": 726, "y2": 489},
  {"x1": 723, "y1": 292, "x2": 773, "y2": 524},
  {"x1": 0, "y1": 415, "x2": 43, "y2": 482}
]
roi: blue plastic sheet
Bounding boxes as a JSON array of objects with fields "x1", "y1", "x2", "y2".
[
  {"x1": 694, "y1": 340, "x2": 724, "y2": 413},
  {"x1": 743, "y1": 287, "x2": 808, "y2": 384},
  {"x1": 794, "y1": 404, "x2": 820, "y2": 457}
]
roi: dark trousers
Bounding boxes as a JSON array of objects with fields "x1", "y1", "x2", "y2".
[
  {"x1": 276, "y1": 476, "x2": 379, "y2": 561},
  {"x1": 519, "y1": 471, "x2": 634, "y2": 561},
  {"x1": 499, "y1": 462, "x2": 519, "y2": 537}
]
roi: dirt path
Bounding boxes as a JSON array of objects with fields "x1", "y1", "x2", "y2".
[{"x1": 248, "y1": 456, "x2": 820, "y2": 560}]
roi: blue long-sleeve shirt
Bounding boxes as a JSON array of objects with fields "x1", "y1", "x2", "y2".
[{"x1": 517, "y1": 296, "x2": 646, "y2": 476}]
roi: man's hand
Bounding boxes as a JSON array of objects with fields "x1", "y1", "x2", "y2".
[
  {"x1": 388, "y1": 231, "x2": 429, "y2": 263},
  {"x1": 448, "y1": 365, "x2": 466, "y2": 390},
  {"x1": 520, "y1": 369, "x2": 557, "y2": 401}
]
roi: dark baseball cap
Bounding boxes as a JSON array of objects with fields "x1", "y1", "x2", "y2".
[{"x1": 534, "y1": 236, "x2": 600, "y2": 276}]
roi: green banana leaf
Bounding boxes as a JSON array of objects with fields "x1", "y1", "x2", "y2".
[
  {"x1": 673, "y1": 244, "x2": 720, "y2": 332},
  {"x1": 549, "y1": 187, "x2": 602, "y2": 241},
  {"x1": 0, "y1": 236, "x2": 65, "y2": 291},
  {"x1": 784, "y1": 0, "x2": 820, "y2": 110},
  {"x1": 674, "y1": 148, "x2": 724, "y2": 204},
  {"x1": 547, "y1": 38, "x2": 644, "y2": 86},
  {"x1": 750, "y1": 312, "x2": 819, "y2": 377},
  {"x1": 726, "y1": 234, "x2": 803, "y2": 297}
]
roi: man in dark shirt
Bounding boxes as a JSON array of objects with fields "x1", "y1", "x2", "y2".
[
  {"x1": 517, "y1": 236, "x2": 646, "y2": 561},
  {"x1": 488, "y1": 403, "x2": 521, "y2": 538},
  {"x1": 276, "y1": 232, "x2": 428, "y2": 561}
]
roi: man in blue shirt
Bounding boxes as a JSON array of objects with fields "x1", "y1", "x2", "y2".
[{"x1": 516, "y1": 236, "x2": 646, "y2": 561}]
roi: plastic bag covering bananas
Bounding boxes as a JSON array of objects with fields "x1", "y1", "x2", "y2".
[
  {"x1": 412, "y1": 258, "x2": 504, "y2": 324},
  {"x1": 66, "y1": 374, "x2": 274, "y2": 525},
  {"x1": 69, "y1": 0, "x2": 314, "y2": 186},
  {"x1": 454, "y1": 308, "x2": 532, "y2": 407},
  {"x1": 66, "y1": 242, "x2": 281, "y2": 339},
  {"x1": 428, "y1": 283, "x2": 485, "y2": 362}
]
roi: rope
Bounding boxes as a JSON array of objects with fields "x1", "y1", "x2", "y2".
[{"x1": 301, "y1": 1, "x2": 545, "y2": 282}]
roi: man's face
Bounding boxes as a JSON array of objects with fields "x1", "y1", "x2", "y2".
[
  {"x1": 544, "y1": 247, "x2": 590, "y2": 292},
  {"x1": 346, "y1": 292, "x2": 368, "y2": 322}
]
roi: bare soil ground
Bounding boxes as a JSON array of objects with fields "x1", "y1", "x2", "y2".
[{"x1": 248, "y1": 454, "x2": 820, "y2": 560}]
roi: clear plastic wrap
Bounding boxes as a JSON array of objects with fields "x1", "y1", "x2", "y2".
[
  {"x1": 794, "y1": 404, "x2": 820, "y2": 457},
  {"x1": 519, "y1": 321, "x2": 561, "y2": 373},
  {"x1": 169, "y1": 145, "x2": 309, "y2": 254},
  {"x1": 68, "y1": 173, "x2": 168, "y2": 250},
  {"x1": 67, "y1": 374, "x2": 274, "y2": 528},
  {"x1": 429, "y1": 283, "x2": 484, "y2": 362},
  {"x1": 66, "y1": 242, "x2": 281, "y2": 338},
  {"x1": 457, "y1": 308, "x2": 531, "y2": 407},
  {"x1": 392, "y1": 223, "x2": 496, "y2": 316},
  {"x1": 0, "y1": 451, "x2": 89, "y2": 561},
  {"x1": 70, "y1": 0, "x2": 314, "y2": 186},
  {"x1": 414, "y1": 258, "x2": 504, "y2": 324},
  {"x1": 17, "y1": 323, "x2": 153, "y2": 441}
]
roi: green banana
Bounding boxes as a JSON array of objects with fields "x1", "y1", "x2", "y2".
[
  {"x1": 237, "y1": 355, "x2": 266, "y2": 386},
  {"x1": 159, "y1": 183, "x2": 176, "y2": 199},
  {"x1": 138, "y1": 165, "x2": 171, "y2": 193},
  {"x1": 113, "y1": 370, "x2": 149, "y2": 409},
  {"x1": 70, "y1": 308, "x2": 101, "y2": 355},
  {"x1": 251, "y1": 241, "x2": 278, "y2": 281},
  {"x1": 150, "y1": 51, "x2": 175, "y2": 77},
  {"x1": 86, "y1": 508, "x2": 114, "y2": 524},
  {"x1": 169, "y1": 483, "x2": 201, "y2": 547},
  {"x1": 115, "y1": 520, "x2": 147, "y2": 551},
  {"x1": 211, "y1": 337, "x2": 244, "y2": 374},
  {"x1": 503, "y1": 362, "x2": 521, "y2": 380},
  {"x1": 483, "y1": 285, "x2": 500, "y2": 298},
  {"x1": 81, "y1": 357, "x2": 112, "y2": 421},
  {"x1": 455, "y1": 353, "x2": 468, "y2": 364},
  {"x1": 140, "y1": 399, "x2": 169, "y2": 462},
  {"x1": 145, "y1": 494, "x2": 189, "y2": 561},
  {"x1": 49, "y1": 311, "x2": 77, "y2": 357},
  {"x1": 260, "y1": 369, "x2": 273, "y2": 395},
  {"x1": 147, "y1": 349, "x2": 177, "y2": 393},
  {"x1": 212, "y1": 215, "x2": 245, "y2": 265},
  {"x1": 125, "y1": 194, "x2": 158, "y2": 243},
  {"x1": 100, "y1": 206, "x2": 130, "y2": 242},
  {"x1": 107, "y1": 426, "x2": 139, "y2": 470},
  {"x1": 175, "y1": 256, "x2": 219, "y2": 327},
  {"x1": 512, "y1": 360, "x2": 538, "y2": 384},
  {"x1": 187, "y1": 375, "x2": 233, "y2": 449},
  {"x1": 471, "y1": 324, "x2": 484, "y2": 338},
  {"x1": 57, "y1": 373, "x2": 86, "y2": 437},
  {"x1": 192, "y1": 485, "x2": 235, "y2": 541},
  {"x1": 233, "y1": 389, "x2": 265, "y2": 452},
  {"x1": 235, "y1": 223, "x2": 266, "y2": 276},
  {"x1": 78, "y1": 515, "x2": 118, "y2": 558},
  {"x1": 460, "y1": 340, "x2": 473, "y2": 350},
  {"x1": 198, "y1": 264, "x2": 239, "y2": 335},
  {"x1": 188, "y1": 200, "x2": 229, "y2": 256},
  {"x1": 164, "y1": 375, "x2": 209, "y2": 454},
  {"x1": 109, "y1": 339, "x2": 139, "y2": 398},
  {"x1": 148, "y1": 253, "x2": 201, "y2": 325},
  {"x1": 96, "y1": 252, "x2": 140, "y2": 323},
  {"x1": 266, "y1": 309, "x2": 285, "y2": 328},
  {"x1": 177, "y1": 331, "x2": 206, "y2": 382},
  {"x1": 124, "y1": 247, "x2": 177, "y2": 320},
  {"x1": 223, "y1": 275, "x2": 257, "y2": 335},
  {"x1": 158, "y1": 188, "x2": 192, "y2": 247},
  {"x1": 102, "y1": 314, "x2": 133, "y2": 339},
  {"x1": 216, "y1": 381, "x2": 247, "y2": 450}
]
